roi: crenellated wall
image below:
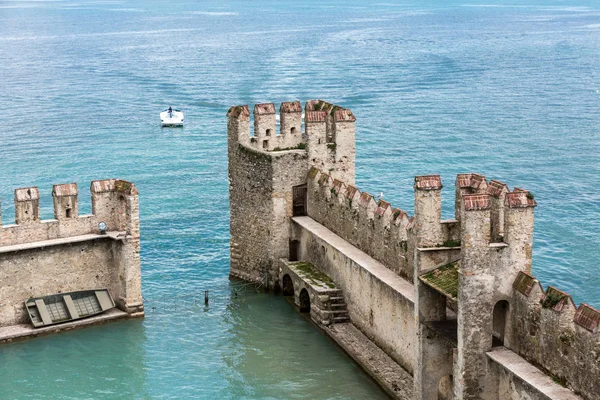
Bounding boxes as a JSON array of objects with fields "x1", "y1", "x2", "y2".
[
  {"x1": 306, "y1": 166, "x2": 412, "y2": 279},
  {"x1": 228, "y1": 100, "x2": 599, "y2": 400},
  {"x1": 228, "y1": 100, "x2": 356, "y2": 184},
  {"x1": 0, "y1": 179, "x2": 143, "y2": 327},
  {"x1": 227, "y1": 100, "x2": 356, "y2": 287},
  {"x1": 510, "y1": 272, "x2": 600, "y2": 400}
]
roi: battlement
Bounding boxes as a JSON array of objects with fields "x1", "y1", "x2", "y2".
[
  {"x1": 227, "y1": 100, "x2": 356, "y2": 184},
  {"x1": 0, "y1": 178, "x2": 143, "y2": 329},
  {"x1": 0, "y1": 179, "x2": 138, "y2": 247},
  {"x1": 510, "y1": 271, "x2": 600, "y2": 398},
  {"x1": 307, "y1": 166, "x2": 413, "y2": 278}
]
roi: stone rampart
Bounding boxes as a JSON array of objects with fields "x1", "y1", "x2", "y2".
[
  {"x1": 227, "y1": 101, "x2": 357, "y2": 287},
  {"x1": 292, "y1": 216, "x2": 416, "y2": 374},
  {"x1": 228, "y1": 100, "x2": 598, "y2": 400},
  {"x1": 510, "y1": 272, "x2": 600, "y2": 399},
  {"x1": 306, "y1": 166, "x2": 412, "y2": 279},
  {"x1": 0, "y1": 179, "x2": 143, "y2": 327},
  {"x1": 228, "y1": 100, "x2": 356, "y2": 184}
]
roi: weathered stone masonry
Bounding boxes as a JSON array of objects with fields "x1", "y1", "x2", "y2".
[
  {"x1": 228, "y1": 101, "x2": 355, "y2": 288},
  {"x1": 228, "y1": 100, "x2": 599, "y2": 400},
  {"x1": 0, "y1": 179, "x2": 144, "y2": 330}
]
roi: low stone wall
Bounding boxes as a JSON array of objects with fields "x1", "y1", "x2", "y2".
[
  {"x1": 488, "y1": 348, "x2": 583, "y2": 400},
  {"x1": 0, "y1": 239, "x2": 122, "y2": 326},
  {"x1": 293, "y1": 216, "x2": 416, "y2": 374}
]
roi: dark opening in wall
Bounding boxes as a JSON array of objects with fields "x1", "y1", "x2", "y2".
[
  {"x1": 282, "y1": 274, "x2": 294, "y2": 296},
  {"x1": 289, "y1": 240, "x2": 299, "y2": 261},
  {"x1": 263, "y1": 140, "x2": 268, "y2": 149},
  {"x1": 266, "y1": 129, "x2": 272, "y2": 136},
  {"x1": 291, "y1": 127, "x2": 297, "y2": 134},
  {"x1": 299, "y1": 288, "x2": 310, "y2": 313},
  {"x1": 292, "y1": 185, "x2": 307, "y2": 216},
  {"x1": 493, "y1": 300, "x2": 509, "y2": 346},
  {"x1": 65, "y1": 208, "x2": 72, "y2": 218}
]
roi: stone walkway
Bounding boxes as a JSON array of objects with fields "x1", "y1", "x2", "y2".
[
  {"x1": 487, "y1": 347, "x2": 582, "y2": 400},
  {"x1": 324, "y1": 322, "x2": 414, "y2": 400},
  {"x1": 0, "y1": 308, "x2": 132, "y2": 344}
]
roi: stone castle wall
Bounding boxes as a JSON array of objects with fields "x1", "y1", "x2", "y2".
[
  {"x1": 293, "y1": 218, "x2": 417, "y2": 374},
  {"x1": 0, "y1": 179, "x2": 143, "y2": 327},
  {"x1": 510, "y1": 273, "x2": 600, "y2": 399},
  {"x1": 306, "y1": 167, "x2": 412, "y2": 279},
  {"x1": 228, "y1": 100, "x2": 600, "y2": 400},
  {"x1": 227, "y1": 101, "x2": 356, "y2": 287}
]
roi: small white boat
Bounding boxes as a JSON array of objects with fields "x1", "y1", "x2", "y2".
[{"x1": 160, "y1": 108, "x2": 184, "y2": 127}]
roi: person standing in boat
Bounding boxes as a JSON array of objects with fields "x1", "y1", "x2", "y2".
[{"x1": 168, "y1": 106, "x2": 172, "y2": 116}]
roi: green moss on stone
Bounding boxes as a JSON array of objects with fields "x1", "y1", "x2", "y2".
[
  {"x1": 541, "y1": 290, "x2": 565, "y2": 309},
  {"x1": 292, "y1": 262, "x2": 336, "y2": 289},
  {"x1": 271, "y1": 143, "x2": 307, "y2": 152},
  {"x1": 420, "y1": 261, "x2": 459, "y2": 299},
  {"x1": 436, "y1": 239, "x2": 461, "y2": 248}
]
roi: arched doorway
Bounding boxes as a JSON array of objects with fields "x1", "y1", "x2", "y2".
[
  {"x1": 493, "y1": 300, "x2": 509, "y2": 346},
  {"x1": 438, "y1": 374, "x2": 453, "y2": 400},
  {"x1": 282, "y1": 275, "x2": 294, "y2": 296},
  {"x1": 299, "y1": 288, "x2": 310, "y2": 313}
]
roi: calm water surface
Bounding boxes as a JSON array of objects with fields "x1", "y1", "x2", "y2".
[{"x1": 0, "y1": 0, "x2": 599, "y2": 398}]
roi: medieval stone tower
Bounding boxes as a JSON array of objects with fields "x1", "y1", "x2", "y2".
[{"x1": 227, "y1": 100, "x2": 355, "y2": 288}]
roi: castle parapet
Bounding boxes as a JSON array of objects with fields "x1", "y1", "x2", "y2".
[
  {"x1": 307, "y1": 166, "x2": 411, "y2": 278},
  {"x1": 1, "y1": 179, "x2": 138, "y2": 247},
  {"x1": 510, "y1": 271, "x2": 600, "y2": 399},
  {"x1": 227, "y1": 100, "x2": 356, "y2": 184},
  {"x1": 0, "y1": 178, "x2": 143, "y2": 328}
]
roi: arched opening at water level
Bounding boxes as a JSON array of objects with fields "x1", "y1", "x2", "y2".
[
  {"x1": 282, "y1": 274, "x2": 294, "y2": 297},
  {"x1": 299, "y1": 288, "x2": 310, "y2": 313}
]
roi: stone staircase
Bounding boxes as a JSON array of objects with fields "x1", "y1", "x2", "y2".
[{"x1": 321, "y1": 289, "x2": 350, "y2": 325}]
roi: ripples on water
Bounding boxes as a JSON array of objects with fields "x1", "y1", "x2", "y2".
[{"x1": 0, "y1": 0, "x2": 599, "y2": 398}]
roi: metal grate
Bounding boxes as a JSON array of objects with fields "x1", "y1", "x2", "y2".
[{"x1": 72, "y1": 294, "x2": 101, "y2": 317}]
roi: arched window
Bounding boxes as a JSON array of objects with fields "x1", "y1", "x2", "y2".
[
  {"x1": 266, "y1": 129, "x2": 272, "y2": 136},
  {"x1": 291, "y1": 127, "x2": 297, "y2": 134}
]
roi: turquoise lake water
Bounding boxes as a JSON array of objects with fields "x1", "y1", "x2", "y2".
[{"x1": 1, "y1": 0, "x2": 599, "y2": 398}]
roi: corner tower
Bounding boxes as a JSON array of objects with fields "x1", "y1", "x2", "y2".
[{"x1": 227, "y1": 100, "x2": 357, "y2": 287}]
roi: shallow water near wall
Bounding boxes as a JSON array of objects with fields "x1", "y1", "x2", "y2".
[{"x1": 0, "y1": 0, "x2": 599, "y2": 398}]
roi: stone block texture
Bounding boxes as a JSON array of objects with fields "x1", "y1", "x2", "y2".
[{"x1": 0, "y1": 179, "x2": 143, "y2": 327}]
